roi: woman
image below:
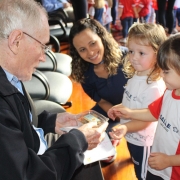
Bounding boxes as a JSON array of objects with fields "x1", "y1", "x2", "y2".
[{"x1": 69, "y1": 18, "x2": 127, "y2": 134}]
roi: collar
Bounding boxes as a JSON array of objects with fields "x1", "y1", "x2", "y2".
[
  {"x1": 3, "y1": 68, "x2": 23, "y2": 94},
  {"x1": 0, "y1": 66, "x2": 19, "y2": 96},
  {"x1": 97, "y1": 60, "x2": 104, "y2": 65},
  {"x1": 3, "y1": 68, "x2": 18, "y2": 83}
]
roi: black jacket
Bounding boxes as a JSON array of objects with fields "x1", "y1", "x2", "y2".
[{"x1": 0, "y1": 67, "x2": 87, "y2": 180}]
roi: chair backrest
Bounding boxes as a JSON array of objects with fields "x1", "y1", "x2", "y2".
[
  {"x1": 23, "y1": 70, "x2": 50, "y2": 100},
  {"x1": 49, "y1": 18, "x2": 68, "y2": 41},
  {"x1": 37, "y1": 50, "x2": 57, "y2": 72},
  {"x1": 48, "y1": 34, "x2": 60, "y2": 52},
  {"x1": 36, "y1": 0, "x2": 69, "y2": 26},
  {"x1": 35, "y1": 0, "x2": 70, "y2": 41}
]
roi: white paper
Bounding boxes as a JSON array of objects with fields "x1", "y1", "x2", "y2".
[
  {"x1": 83, "y1": 132, "x2": 116, "y2": 165},
  {"x1": 60, "y1": 127, "x2": 116, "y2": 165}
]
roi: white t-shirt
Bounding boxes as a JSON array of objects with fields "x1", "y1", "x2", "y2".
[
  {"x1": 88, "y1": 5, "x2": 95, "y2": 17},
  {"x1": 103, "y1": 1, "x2": 112, "y2": 25},
  {"x1": 148, "y1": 89, "x2": 180, "y2": 180},
  {"x1": 121, "y1": 75, "x2": 166, "y2": 146}
]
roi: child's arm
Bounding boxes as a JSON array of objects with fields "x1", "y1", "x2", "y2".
[
  {"x1": 108, "y1": 104, "x2": 157, "y2": 121},
  {"x1": 118, "y1": 5, "x2": 123, "y2": 19},
  {"x1": 132, "y1": 5, "x2": 139, "y2": 19},
  {"x1": 109, "y1": 120, "x2": 152, "y2": 140},
  {"x1": 148, "y1": 153, "x2": 180, "y2": 170}
]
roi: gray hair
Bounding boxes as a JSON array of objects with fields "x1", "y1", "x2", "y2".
[{"x1": 0, "y1": 0, "x2": 48, "y2": 39}]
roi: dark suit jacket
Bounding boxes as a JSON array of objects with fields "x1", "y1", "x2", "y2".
[{"x1": 0, "y1": 66, "x2": 87, "y2": 180}]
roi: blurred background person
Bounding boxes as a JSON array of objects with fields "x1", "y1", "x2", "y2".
[{"x1": 157, "y1": 0, "x2": 176, "y2": 35}]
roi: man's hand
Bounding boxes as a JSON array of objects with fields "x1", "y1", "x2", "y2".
[
  {"x1": 78, "y1": 122, "x2": 108, "y2": 150},
  {"x1": 107, "y1": 104, "x2": 132, "y2": 120},
  {"x1": 55, "y1": 112, "x2": 78, "y2": 135},
  {"x1": 148, "y1": 153, "x2": 170, "y2": 170},
  {"x1": 109, "y1": 124, "x2": 127, "y2": 140},
  {"x1": 55, "y1": 112, "x2": 108, "y2": 150}
]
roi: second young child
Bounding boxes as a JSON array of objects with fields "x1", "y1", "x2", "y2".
[
  {"x1": 108, "y1": 23, "x2": 167, "y2": 180},
  {"x1": 108, "y1": 34, "x2": 180, "y2": 180},
  {"x1": 118, "y1": 0, "x2": 138, "y2": 43}
]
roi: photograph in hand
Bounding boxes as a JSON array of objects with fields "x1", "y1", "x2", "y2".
[
  {"x1": 77, "y1": 110, "x2": 109, "y2": 127},
  {"x1": 60, "y1": 110, "x2": 109, "y2": 132}
]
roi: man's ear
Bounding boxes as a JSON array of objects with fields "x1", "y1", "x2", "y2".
[{"x1": 8, "y1": 30, "x2": 23, "y2": 54}]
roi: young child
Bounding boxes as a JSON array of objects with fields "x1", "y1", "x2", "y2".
[
  {"x1": 108, "y1": 23, "x2": 167, "y2": 180},
  {"x1": 118, "y1": 0, "x2": 138, "y2": 43},
  {"x1": 108, "y1": 34, "x2": 180, "y2": 180}
]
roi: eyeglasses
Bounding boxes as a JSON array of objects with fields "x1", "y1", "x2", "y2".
[{"x1": 23, "y1": 32, "x2": 50, "y2": 54}]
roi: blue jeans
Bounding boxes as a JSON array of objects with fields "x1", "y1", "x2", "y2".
[
  {"x1": 104, "y1": 23, "x2": 110, "y2": 32},
  {"x1": 157, "y1": 0, "x2": 176, "y2": 34},
  {"x1": 111, "y1": 0, "x2": 117, "y2": 25},
  {"x1": 121, "y1": 17, "x2": 133, "y2": 38},
  {"x1": 173, "y1": 9, "x2": 177, "y2": 28},
  {"x1": 175, "y1": 8, "x2": 180, "y2": 27},
  {"x1": 177, "y1": 8, "x2": 180, "y2": 26},
  {"x1": 140, "y1": 14, "x2": 150, "y2": 23},
  {"x1": 94, "y1": 8, "x2": 104, "y2": 25},
  {"x1": 155, "y1": 10, "x2": 159, "y2": 24}
]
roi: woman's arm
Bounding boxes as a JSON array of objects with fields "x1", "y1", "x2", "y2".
[{"x1": 97, "y1": 98, "x2": 113, "y2": 113}]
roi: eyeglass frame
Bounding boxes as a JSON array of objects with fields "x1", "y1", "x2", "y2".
[{"x1": 23, "y1": 32, "x2": 50, "y2": 54}]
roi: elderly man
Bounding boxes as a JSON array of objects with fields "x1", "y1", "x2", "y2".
[{"x1": 0, "y1": 0, "x2": 108, "y2": 179}]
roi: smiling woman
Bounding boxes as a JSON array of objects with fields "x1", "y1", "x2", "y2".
[
  {"x1": 69, "y1": 18, "x2": 128, "y2": 163},
  {"x1": 72, "y1": 28, "x2": 104, "y2": 65}
]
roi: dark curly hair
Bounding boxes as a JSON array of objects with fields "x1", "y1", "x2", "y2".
[
  {"x1": 69, "y1": 18, "x2": 123, "y2": 83},
  {"x1": 157, "y1": 34, "x2": 180, "y2": 75}
]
